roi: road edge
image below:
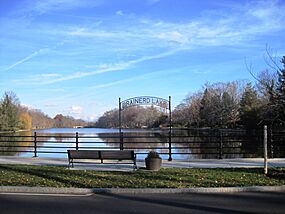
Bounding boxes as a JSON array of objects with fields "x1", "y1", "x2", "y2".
[{"x1": 0, "y1": 185, "x2": 285, "y2": 195}]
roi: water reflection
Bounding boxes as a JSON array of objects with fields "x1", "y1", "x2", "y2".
[
  {"x1": 0, "y1": 131, "x2": 33, "y2": 156},
  {"x1": 97, "y1": 131, "x2": 170, "y2": 157},
  {"x1": 0, "y1": 128, "x2": 283, "y2": 160},
  {"x1": 171, "y1": 129, "x2": 263, "y2": 159}
]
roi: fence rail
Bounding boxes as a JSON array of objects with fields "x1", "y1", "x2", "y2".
[{"x1": 0, "y1": 128, "x2": 284, "y2": 160}]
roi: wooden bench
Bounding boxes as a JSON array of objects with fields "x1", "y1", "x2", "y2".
[{"x1": 67, "y1": 150, "x2": 137, "y2": 169}]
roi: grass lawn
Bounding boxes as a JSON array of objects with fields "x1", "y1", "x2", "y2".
[{"x1": 0, "y1": 165, "x2": 284, "y2": 188}]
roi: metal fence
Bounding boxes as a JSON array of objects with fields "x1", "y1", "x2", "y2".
[{"x1": 0, "y1": 128, "x2": 284, "y2": 160}]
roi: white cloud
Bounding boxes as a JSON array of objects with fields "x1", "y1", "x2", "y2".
[
  {"x1": 28, "y1": 0, "x2": 102, "y2": 14},
  {"x1": 67, "y1": 27, "x2": 153, "y2": 42},
  {"x1": 44, "y1": 103, "x2": 58, "y2": 107},
  {"x1": 157, "y1": 31, "x2": 189, "y2": 44},
  {"x1": 84, "y1": 114, "x2": 99, "y2": 122},
  {"x1": 71, "y1": 105, "x2": 83, "y2": 114},
  {"x1": 193, "y1": 70, "x2": 209, "y2": 75},
  {"x1": 2, "y1": 40, "x2": 65, "y2": 73},
  {"x1": 68, "y1": 28, "x2": 117, "y2": 38},
  {"x1": 89, "y1": 67, "x2": 177, "y2": 90},
  {"x1": 247, "y1": 0, "x2": 284, "y2": 21},
  {"x1": 41, "y1": 63, "x2": 128, "y2": 84},
  {"x1": 30, "y1": 73, "x2": 63, "y2": 82},
  {"x1": 116, "y1": 10, "x2": 124, "y2": 16},
  {"x1": 21, "y1": 103, "x2": 34, "y2": 109},
  {"x1": 147, "y1": 0, "x2": 160, "y2": 5},
  {"x1": 3, "y1": 48, "x2": 49, "y2": 72},
  {"x1": 39, "y1": 48, "x2": 187, "y2": 85},
  {"x1": 41, "y1": 73, "x2": 62, "y2": 77},
  {"x1": 67, "y1": 0, "x2": 285, "y2": 49},
  {"x1": 10, "y1": 0, "x2": 285, "y2": 86}
]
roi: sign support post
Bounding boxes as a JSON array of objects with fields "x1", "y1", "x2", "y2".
[
  {"x1": 119, "y1": 98, "x2": 123, "y2": 150},
  {"x1": 168, "y1": 96, "x2": 172, "y2": 161}
]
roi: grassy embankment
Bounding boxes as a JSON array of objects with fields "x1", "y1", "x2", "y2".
[{"x1": 0, "y1": 165, "x2": 284, "y2": 188}]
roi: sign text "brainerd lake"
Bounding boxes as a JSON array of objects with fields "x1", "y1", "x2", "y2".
[{"x1": 121, "y1": 96, "x2": 169, "y2": 110}]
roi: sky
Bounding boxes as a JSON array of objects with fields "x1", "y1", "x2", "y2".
[{"x1": 1, "y1": 0, "x2": 285, "y2": 121}]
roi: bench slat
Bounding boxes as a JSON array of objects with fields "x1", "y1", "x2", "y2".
[
  {"x1": 100, "y1": 151, "x2": 135, "y2": 160},
  {"x1": 68, "y1": 150, "x2": 100, "y2": 159}
]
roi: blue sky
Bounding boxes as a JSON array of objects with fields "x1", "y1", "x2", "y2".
[{"x1": 1, "y1": 0, "x2": 285, "y2": 121}]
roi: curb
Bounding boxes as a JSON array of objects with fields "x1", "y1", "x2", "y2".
[
  {"x1": 0, "y1": 186, "x2": 93, "y2": 195},
  {"x1": 93, "y1": 185, "x2": 285, "y2": 194},
  {"x1": 0, "y1": 185, "x2": 285, "y2": 195}
]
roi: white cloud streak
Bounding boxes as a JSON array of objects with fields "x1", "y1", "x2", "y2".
[
  {"x1": 37, "y1": 47, "x2": 185, "y2": 84},
  {"x1": 26, "y1": 0, "x2": 102, "y2": 14},
  {"x1": 89, "y1": 68, "x2": 177, "y2": 90},
  {"x1": 7, "y1": 0, "x2": 285, "y2": 85},
  {"x1": 3, "y1": 48, "x2": 49, "y2": 72},
  {"x1": 2, "y1": 40, "x2": 66, "y2": 73},
  {"x1": 67, "y1": 1, "x2": 285, "y2": 47}
]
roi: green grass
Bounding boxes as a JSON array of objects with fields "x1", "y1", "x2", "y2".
[{"x1": 0, "y1": 165, "x2": 284, "y2": 188}]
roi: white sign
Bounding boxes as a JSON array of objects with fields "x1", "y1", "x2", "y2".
[{"x1": 121, "y1": 96, "x2": 169, "y2": 110}]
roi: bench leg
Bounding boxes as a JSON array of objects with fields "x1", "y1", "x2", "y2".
[
  {"x1": 69, "y1": 159, "x2": 74, "y2": 168},
  {"x1": 134, "y1": 154, "x2": 137, "y2": 170}
]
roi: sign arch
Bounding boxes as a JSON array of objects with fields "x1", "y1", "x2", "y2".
[{"x1": 120, "y1": 96, "x2": 170, "y2": 111}]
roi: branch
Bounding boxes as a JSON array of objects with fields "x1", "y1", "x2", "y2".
[
  {"x1": 265, "y1": 44, "x2": 282, "y2": 71},
  {"x1": 244, "y1": 57, "x2": 262, "y2": 83}
]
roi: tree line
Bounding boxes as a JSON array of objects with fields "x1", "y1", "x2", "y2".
[
  {"x1": 173, "y1": 56, "x2": 285, "y2": 129},
  {"x1": 0, "y1": 92, "x2": 87, "y2": 131},
  {"x1": 96, "y1": 56, "x2": 285, "y2": 129},
  {"x1": 95, "y1": 106, "x2": 168, "y2": 128}
]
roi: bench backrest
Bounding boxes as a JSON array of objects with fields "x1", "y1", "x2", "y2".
[
  {"x1": 68, "y1": 150, "x2": 135, "y2": 160},
  {"x1": 100, "y1": 150, "x2": 135, "y2": 160},
  {"x1": 68, "y1": 150, "x2": 100, "y2": 159}
]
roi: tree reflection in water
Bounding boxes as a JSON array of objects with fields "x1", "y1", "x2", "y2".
[
  {"x1": 0, "y1": 128, "x2": 284, "y2": 159},
  {"x1": 0, "y1": 131, "x2": 33, "y2": 156}
]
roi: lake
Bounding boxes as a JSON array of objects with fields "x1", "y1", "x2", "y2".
[
  {"x1": 1, "y1": 127, "x2": 273, "y2": 160},
  {"x1": 4, "y1": 128, "x2": 191, "y2": 160}
]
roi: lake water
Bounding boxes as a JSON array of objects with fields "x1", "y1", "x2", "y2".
[
  {"x1": 10, "y1": 128, "x2": 190, "y2": 160},
  {"x1": 1, "y1": 127, "x2": 268, "y2": 160}
]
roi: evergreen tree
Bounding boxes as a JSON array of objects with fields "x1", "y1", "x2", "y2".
[
  {"x1": 0, "y1": 92, "x2": 20, "y2": 131},
  {"x1": 276, "y1": 56, "x2": 285, "y2": 123},
  {"x1": 200, "y1": 89, "x2": 212, "y2": 127},
  {"x1": 240, "y1": 83, "x2": 260, "y2": 129},
  {"x1": 199, "y1": 89, "x2": 222, "y2": 127},
  {"x1": 221, "y1": 92, "x2": 238, "y2": 128}
]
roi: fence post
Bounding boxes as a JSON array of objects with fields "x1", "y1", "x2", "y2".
[
  {"x1": 120, "y1": 132, "x2": 124, "y2": 150},
  {"x1": 119, "y1": 97, "x2": 124, "y2": 151},
  {"x1": 264, "y1": 125, "x2": 268, "y2": 175},
  {"x1": 33, "y1": 132, "x2": 37, "y2": 157},
  {"x1": 219, "y1": 130, "x2": 223, "y2": 159},
  {"x1": 76, "y1": 132, "x2": 79, "y2": 150},
  {"x1": 168, "y1": 96, "x2": 172, "y2": 161},
  {"x1": 168, "y1": 129, "x2": 172, "y2": 161}
]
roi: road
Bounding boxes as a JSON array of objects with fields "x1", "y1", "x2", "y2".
[{"x1": 0, "y1": 191, "x2": 285, "y2": 214}]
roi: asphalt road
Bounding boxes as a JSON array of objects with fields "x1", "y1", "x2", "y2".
[{"x1": 0, "y1": 191, "x2": 285, "y2": 214}]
